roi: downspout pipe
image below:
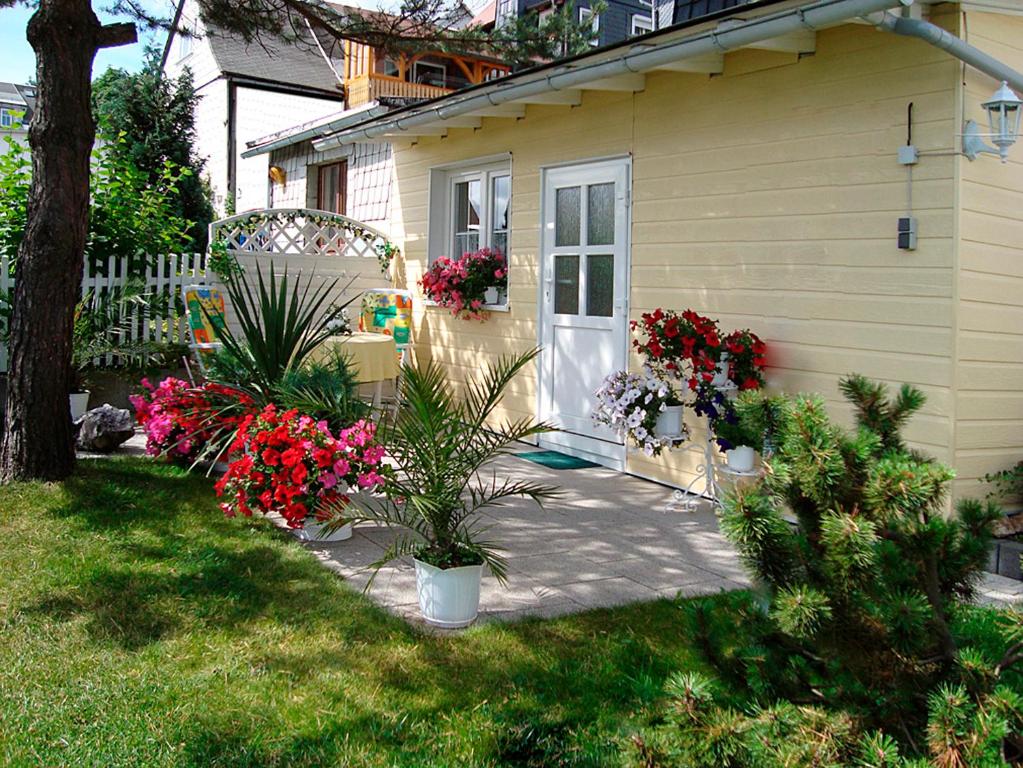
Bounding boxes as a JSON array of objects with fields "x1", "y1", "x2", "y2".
[
  {"x1": 314, "y1": 0, "x2": 911, "y2": 148},
  {"x1": 874, "y1": 13, "x2": 1023, "y2": 94}
]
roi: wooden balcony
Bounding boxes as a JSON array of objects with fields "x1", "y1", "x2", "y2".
[
  {"x1": 345, "y1": 75, "x2": 452, "y2": 108},
  {"x1": 343, "y1": 40, "x2": 510, "y2": 109}
]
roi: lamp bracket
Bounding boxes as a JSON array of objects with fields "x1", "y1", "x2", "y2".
[{"x1": 963, "y1": 119, "x2": 1002, "y2": 161}]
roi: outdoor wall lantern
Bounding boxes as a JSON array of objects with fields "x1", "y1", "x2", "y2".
[{"x1": 963, "y1": 81, "x2": 1022, "y2": 162}]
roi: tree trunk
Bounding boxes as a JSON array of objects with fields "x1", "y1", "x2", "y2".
[{"x1": 0, "y1": 0, "x2": 134, "y2": 482}]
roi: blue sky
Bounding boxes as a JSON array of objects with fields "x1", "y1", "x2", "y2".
[{"x1": 0, "y1": 4, "x2": 171, "y2": 85}]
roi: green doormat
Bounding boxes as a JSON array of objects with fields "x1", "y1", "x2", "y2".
[{"x1": 515, "y1": 450, "x2": 600, "y2": 470}]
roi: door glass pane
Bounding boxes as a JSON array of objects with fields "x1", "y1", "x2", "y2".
[
  {"x1": 586, "y1": 254, "x2": 614, "y2": 317},
  {"x1": 554, "y1": 254, "x2": 579, "y2": 315},
  {"x1": 454, "y1": 179, "x2": 481, "y2": 256},
  {"x1": 555, "y1": 187, "x2": 580, "y2": 247},
  {"x1": 491, "y1": 174, "x2": 510, "y2": 256},
  {"x1": 587, "y1": 182, "x2": 615, "y2": 245}
]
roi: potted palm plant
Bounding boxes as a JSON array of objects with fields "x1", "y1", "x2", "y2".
[{"x1": 341, "y1": 348, "x2": 559, "y2": 628}]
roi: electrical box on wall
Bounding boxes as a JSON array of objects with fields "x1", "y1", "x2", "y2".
[{"x1": 898, "y1": 217, "x2": 917, "y2": 250}]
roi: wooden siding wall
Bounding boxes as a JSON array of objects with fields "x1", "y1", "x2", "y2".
[
  {"x1": 954, "y1": 9, "x2": 1023, "y2": 499},
  {"x1": 391, "y1": 16, "x2": 962, "y2": 489}
]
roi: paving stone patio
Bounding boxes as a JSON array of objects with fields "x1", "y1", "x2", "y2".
[
  {"x1": 280, "y1": 450, "x2": 1023, "y2": 628},
  {"x1": 85, "y1": 433, "x2": 1023, "y2": 627}
]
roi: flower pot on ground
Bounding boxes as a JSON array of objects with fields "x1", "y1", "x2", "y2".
[
  {"x1": 298, "y1": 519, "x2": 354, "y2": 543},
  {"x1": 339, "y1": 348, "x2": 558, "y2": 628},
  {"x1": 413, "y1": 559, "x2": 483, "y2": 628},
  {"x1": 69, "y1": 391, "x2": 91, "y2": 421}
]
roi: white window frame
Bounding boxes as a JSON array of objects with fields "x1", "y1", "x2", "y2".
[
  {"x1": 579, "y1": 6, "x2": 600, "y2": 46},
  {"x1": 413, "y1": 59, "x2": 447, "y2": 87},
  {"x1": 177, "y1": 15, "x2": 195, "y2": 61},
  {"x1": 630, "y1": 14, "x2": 652, "y2": 35},
  {"x1": 0, "y1": 108, "x2": 13, "y2": 129},
  {"x1": 427, "y1": 159, "x2": 513, "y2": 305}
]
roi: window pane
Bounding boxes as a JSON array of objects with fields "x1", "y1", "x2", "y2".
[
  {"x1": 456, "y1": 232, "x2": 480, "y2": 256},
  {"x1": 587, "y1": 182, "x2": 615, "y2": 245},
  {"x1": 491, "y1": 231, "x2": 507, "y2": 257},
  {"x1": 586, "y1": 254, "x2": 614, "y2": 317},
  {"x1": 491, "y1": 175, "x2": 510, "y2": 252},
  {"x1": 554, "y1": 254, "x2": 579, "y2": 315},
  {"x1": 555, "y1": 187, "x2": 580, "y2": 247},
  {"x1": 454, "y1": 179, "x2": 481, "y2": 256}
]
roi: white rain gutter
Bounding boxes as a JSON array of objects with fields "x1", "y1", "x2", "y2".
[
  {"x1": 242, "y1": 102, "x2": 392, "y2": 158},
  {"x1": 313, "y1": 0, "x2": 912, "y2": 149},
  {"x1": 872, "y1": 12, "x2": 1023, "y2": 93}
]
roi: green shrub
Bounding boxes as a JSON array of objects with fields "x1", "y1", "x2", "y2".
[{"x1": 636, "y1": 375, "x2": 1023, "y2": 765}]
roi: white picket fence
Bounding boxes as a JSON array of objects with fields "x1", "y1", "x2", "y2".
[{"x1": 0, "y1": 252, "x2": 209, "y2": 373}]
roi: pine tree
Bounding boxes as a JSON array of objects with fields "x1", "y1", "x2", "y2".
[{"x1": 632, "y1": 375, "x2": 1023, "y2": 766}]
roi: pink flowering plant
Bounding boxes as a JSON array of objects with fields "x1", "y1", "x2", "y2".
[
  {"x1": 214, "y1": 405, "x2": 387, "y2": 529},
  {"x1": 419, "y1": 248, "x2": 507, "y2": 320},
  {"x1": 130, "y1": 377, "x2": 255, "y2": 462}
]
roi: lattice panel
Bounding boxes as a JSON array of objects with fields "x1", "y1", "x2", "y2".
[{"x1": 209, "y1": 208, "x2": 393, "y2": 262}]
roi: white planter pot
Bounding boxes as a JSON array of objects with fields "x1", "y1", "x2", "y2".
[
  {"x1": 484, "y1": 287, "x2": 500, "y2": 305},
  {"x1": 711, "y1": 353, "x2": 730, "y2": 388},
  {"x1": 297, "y1": 520, "x2": 353, "y2": 542},
  {"x1": 725, "y1": 445, "x2": 756, "y2": 472},
  {"x1": 413, "y1": 558, "x2": 483, "y2": 628},
  {"x1": 655, "y1": 405, "x2": 685, "y2": 438},
  {"x1": 69, "y1": 391, "x2": 90, "y2": 421}
]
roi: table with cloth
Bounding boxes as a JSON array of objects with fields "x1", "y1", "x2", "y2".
[{"x1": 312, "y1": 332, "x2": 399, "y2": 407}]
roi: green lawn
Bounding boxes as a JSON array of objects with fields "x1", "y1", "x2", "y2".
[{"x1": 0, "y1": 458, "x2": 738, "y2": 767}]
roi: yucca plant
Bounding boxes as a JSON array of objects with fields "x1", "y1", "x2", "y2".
[
  {"x1": 213, "y1": 262, "x2": 358, "y2": 393},
  {"x1": 342, "y1": 348, "x2": 559, "y2": 583}
]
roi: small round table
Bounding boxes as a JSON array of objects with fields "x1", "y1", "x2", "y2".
[{"x1": 312, "y1": 333, "x2": 399, "y2": 407}]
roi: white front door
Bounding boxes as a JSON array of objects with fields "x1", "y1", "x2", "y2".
[{"x1": 538, "y1": 158, "x2": 630, "y2": 468}]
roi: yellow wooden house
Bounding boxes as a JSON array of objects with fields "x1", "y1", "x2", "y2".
[{"x1": 303, "y1": 0, "x2": 1023, "y2": 498}]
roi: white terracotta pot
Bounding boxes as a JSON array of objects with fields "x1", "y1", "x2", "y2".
[
  {"x1": 413, "y1": 558, "x2": 483, "y2": 628},
  {"x1": 711, "y1": 353, "x2": 730, "y2": 388},
  {"x1": 655, "y1": 405, "x2": 685, "y2": 438},
  {"x1": 69, "y1": 391, "x2": 90, "y2": 421},
  {"x1": 484, "y1": 287, "x2": 500, "y2": 305},
  {"x1": 725, "y1": 445, "x2": 756, "y2": 472},
  {"x1": 297, "y1": 520, "x2": 353, "y2": 542}
]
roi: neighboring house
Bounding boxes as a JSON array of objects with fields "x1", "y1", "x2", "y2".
[
  {"x1": 0, "y1": 82, "x2": 34, "y2": 144},
  {"x1": 160, "y1": 0, "x2": 346, "y2": 215},
  {"x1": 269, "y1": 0, "x2": 1023, "y2": 497},
  {"x1": 242, "y1": 44, "x2": 510, "y2": 230},
  {"x1": 478, "y1": 0, "x2": 674, "y2": 48}
]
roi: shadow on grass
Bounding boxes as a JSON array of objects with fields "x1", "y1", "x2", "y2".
[
  {"x1": 9, "y1": 458, "x2": 744, "y2": 765},
  {"x1": 24, "y1": 459, "x2": 406, "y2": 650}
]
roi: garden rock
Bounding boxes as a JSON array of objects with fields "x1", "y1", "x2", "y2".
[{"x1": 76, "y1": 404, "x2": 135, "y2": 452}]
